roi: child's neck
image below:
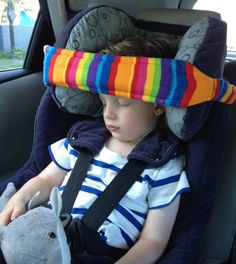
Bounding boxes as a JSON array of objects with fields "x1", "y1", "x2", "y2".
[{"x1": 106, "y1": 137, "x2": 136, "y2": 158}]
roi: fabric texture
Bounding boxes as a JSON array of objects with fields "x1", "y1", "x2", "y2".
[{"x1": 43, "y1": 45, "x2": 236, "y2": 108}]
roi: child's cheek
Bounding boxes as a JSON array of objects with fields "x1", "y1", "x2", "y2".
[{"x1": 122, "y1": 113, "x2": 137, "y2": 129}]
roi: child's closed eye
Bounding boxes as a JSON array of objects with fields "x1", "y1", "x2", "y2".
[{"x1": 117, "y1": 99, "x2": 131, "y2": 106}]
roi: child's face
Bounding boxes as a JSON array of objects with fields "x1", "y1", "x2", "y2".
[{"x1": 99, "y1": 94, "x2": 165, "y2": 146}]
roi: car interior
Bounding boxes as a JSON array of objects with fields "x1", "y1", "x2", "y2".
[{"x1": 0, "y1": 0, "x2": 236, "y2": 263}]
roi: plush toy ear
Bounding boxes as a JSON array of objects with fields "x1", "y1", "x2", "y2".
[
  {"x1": 50, "y1": 187, "x2": 62, "y2": 218},
  {"x1": 0, "y1": 183, "x2": 16, "y2": 212},
  {"x1": 27, "y1": 191, "x2": 40, "y2": 210},
  {"x1": 50, "y1": 187, "x2": 71, "y2": 263}
]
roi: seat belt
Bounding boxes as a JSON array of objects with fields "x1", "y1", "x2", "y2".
[
  {"x1": 82, "y1": 159, "x2": 147, "y2": 230},
  {"x1": 61, "y1": 148, "x2": 93, "y2": 214},
  {"x1": 61, "y1": 148, "x2": 148, "y2": 230}
]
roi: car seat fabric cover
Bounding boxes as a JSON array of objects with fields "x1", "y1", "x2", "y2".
[{"x1": 0, "y1": 6, "x2": 231, "y2": 264}]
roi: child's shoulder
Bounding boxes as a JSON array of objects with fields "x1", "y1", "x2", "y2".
[{"x1": 146, "y1": 153, "x2": 185, "y2": 180}]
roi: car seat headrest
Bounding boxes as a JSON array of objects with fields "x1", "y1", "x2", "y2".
[{"x1": 46, "y1": 6, "x2": 232, "y2": 141}]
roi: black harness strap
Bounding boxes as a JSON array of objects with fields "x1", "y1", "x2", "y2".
[
  {"x1": 82, "y1": 159, "x2": 147, "y2": 230},
  {"x1": 61, "y1": 148, "x2": 148, "y2": 230},
  {"x1": 61, "y1": 148, "x2": 93, "y2": 214}
]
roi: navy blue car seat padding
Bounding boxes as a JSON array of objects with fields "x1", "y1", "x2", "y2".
[
  {"x1": 0, "y1": 89, "x2": 79, "y2": 192},
  {"x1": 0, "y1": 5, "x2": 232, "y2": 264}
]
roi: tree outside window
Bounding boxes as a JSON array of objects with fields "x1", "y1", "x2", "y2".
[{"x1": 0, "y1": 0, "x2": 39, "y2": 70}]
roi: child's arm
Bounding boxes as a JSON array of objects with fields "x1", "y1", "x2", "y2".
[
  {"x1": 0, "y1": 162, "x2": 66, "y2": 225},
  {"x1": 115, "y1": 196, "x2": 180, "y2": 264}
]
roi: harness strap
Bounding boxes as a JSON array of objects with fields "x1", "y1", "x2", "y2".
[
  {"x1": 61, "y1": 147, "x2": 148, "y2": 230},
  {"x1": 82, "y1": 159, "x2": 148, "y2": 230},
  {"x1": 61, "y1": 148, "x2": 93, "y2": 214}
]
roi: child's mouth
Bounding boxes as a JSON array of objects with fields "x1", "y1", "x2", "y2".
[{"x1": 107, "y1": 125, "x2": 119, "y2": 132}]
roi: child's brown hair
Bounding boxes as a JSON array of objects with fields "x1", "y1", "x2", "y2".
[{"x1": 101, "y1": 36, "x2": 174, "y2": 58}]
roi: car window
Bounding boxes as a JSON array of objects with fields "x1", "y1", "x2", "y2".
[
  {"x1": 0, "y1": 0, "x2": 39, "y2": 71},
  {"x1": 194, "y1": 0, "x2": 236, "y2": 60}
]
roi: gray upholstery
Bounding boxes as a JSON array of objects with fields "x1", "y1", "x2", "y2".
[
  {"x1": 0, "y1": 73, "x2": 45, "y2": 181},
  {"x1": 47, "y1": 0, "x2": 200, "y2": 39},
  {"x1": 136, "y1": 8, "x2": 220, "y2": 25}
]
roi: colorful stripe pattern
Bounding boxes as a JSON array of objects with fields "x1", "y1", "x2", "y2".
[{"x1": 43, "y1": 45, "x2": 236, "y2": 108}]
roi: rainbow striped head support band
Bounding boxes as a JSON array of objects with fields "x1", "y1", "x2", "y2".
[{"x1": 43, "y1": 45, "x2": 236, "y2": 108}]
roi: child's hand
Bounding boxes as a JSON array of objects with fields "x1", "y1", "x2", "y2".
[{"x1": 0, "y1": 199, "x2": 26, "y2": 226}]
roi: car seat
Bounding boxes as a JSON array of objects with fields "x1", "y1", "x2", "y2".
[{"x1": 0, "y1": 5, "x2": 234, "y2": 264}]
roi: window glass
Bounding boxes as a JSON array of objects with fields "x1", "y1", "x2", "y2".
[
  {"x1": 194, "y1": 0, "x2": 236, "y2": 60},
  {"x1": 0, "y1": 0, "x2": 39, "y2": 71}
]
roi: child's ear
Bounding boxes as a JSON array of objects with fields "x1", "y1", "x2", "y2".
[{"x1": 154, "y1": 104, "x2": 165, "y2": 116}]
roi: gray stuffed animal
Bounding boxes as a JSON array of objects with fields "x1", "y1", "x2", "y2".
[{"x1": 0, "y1": 183, "x2": 71, "y2": 264}]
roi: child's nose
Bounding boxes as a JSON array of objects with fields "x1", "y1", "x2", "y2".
[{"x1": 103, "y1": 104, "x2": 116, "y2": 120}]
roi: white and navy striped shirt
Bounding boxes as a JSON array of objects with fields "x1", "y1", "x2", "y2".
[{"x1": 49, "y1": 138, "x2": 190, "y2": 249}]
